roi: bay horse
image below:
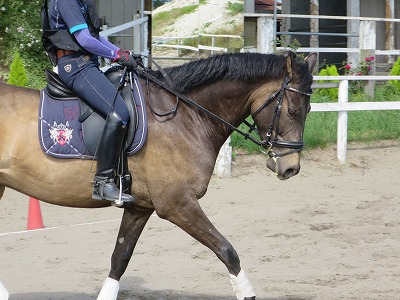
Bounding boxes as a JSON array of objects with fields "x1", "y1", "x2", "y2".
[{"x1": 0, "y1": 51, "x2": 316, "y2": 299}]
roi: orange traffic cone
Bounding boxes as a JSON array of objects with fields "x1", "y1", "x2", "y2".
[{"x1": 27, "y1": 197, "x2": 44, "y2": 230}]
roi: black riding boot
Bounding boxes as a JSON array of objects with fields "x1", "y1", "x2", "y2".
[{"x1": 92, "y1": 112, "x2": 134, "y2": 205}]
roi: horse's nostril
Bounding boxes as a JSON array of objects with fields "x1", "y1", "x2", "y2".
[{"x1": 283, "y1": 168, "x2": 299, "y2": 179}]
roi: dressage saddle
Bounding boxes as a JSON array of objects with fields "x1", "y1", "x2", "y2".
[
  {"x1": 44, "y1": 67, "x2": 138, "y2": 155},
  {"x1": 44, "y1": 67, "x2": 139, "y2": 195}
]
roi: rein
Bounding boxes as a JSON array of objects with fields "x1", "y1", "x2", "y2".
[
  {"x1": 132, "y1": 64, "x2": 263, "y2": 146},
  {"x1": 131, "y1": 63, "x2": 311, "y2": 158}
]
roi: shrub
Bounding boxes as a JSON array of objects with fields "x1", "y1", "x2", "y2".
[
  {"x1": 388, "y1": 57, "x2": 400, "y2": 92},
  {"x1": 7, "y1": 51, "x2": 27, "y2": 87},
  {"x1": 341, "y1": 56, "x2": 375, "y2": 94},
  {"x1": 342, "y1": 56, "x2": 375, "y2": 76},
  {"x1": 315, "y1": 64, "x2": 339, "y2": 99}
]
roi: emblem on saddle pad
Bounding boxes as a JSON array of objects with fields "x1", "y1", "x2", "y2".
[{"x1": 49, "y1": 121, "x2": 73, "y2": 146}]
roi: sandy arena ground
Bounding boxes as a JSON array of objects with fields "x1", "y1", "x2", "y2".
[{"x1": 1, "y1": 140, "x2": 400, "y2": 300}]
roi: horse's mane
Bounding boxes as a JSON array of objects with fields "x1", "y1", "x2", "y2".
[{"x1": 150, "y1": 52, "x2": 313, "y2": 93}]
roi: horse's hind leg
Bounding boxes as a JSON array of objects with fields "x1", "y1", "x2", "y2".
[
  {"x1": 159, "y1": 198, "x2": 256, "y2": 300},
  {"x1": 0, "y1": 186, "x2": 5, "y2": 199},
  {"x1": 97, "y1": 206, "x2": 154, "y2": 300}
]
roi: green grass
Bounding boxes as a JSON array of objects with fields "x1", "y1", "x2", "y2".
[
  {"x1": 305, "y1": 84, "x2": 400, "y2": 149},
  {"x1": 231, "y1": 84, "x2": 400, "y2": 153},
  {"x1": 199, "y1": 32, "x2": 243, "y2": 51},
  {"x1": 226, "y1": 1, "x2": 244, "y2": 16}
]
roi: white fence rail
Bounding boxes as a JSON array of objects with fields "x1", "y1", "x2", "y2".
[
  {"x1": 312, "y1": 75, "x2": 400, "y2": 163},
  {"x1": 152, "y1": 34, "x2": 243, "y2": 57}
]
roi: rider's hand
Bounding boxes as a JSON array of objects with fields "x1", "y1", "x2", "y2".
[{"x1": 113, "y1": 49, "x2": 137, "y2": 68}]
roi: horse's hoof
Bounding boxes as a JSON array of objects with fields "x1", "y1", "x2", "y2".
[{"x1": 111, "y1": 202, "x2": 133, "y2": 208}]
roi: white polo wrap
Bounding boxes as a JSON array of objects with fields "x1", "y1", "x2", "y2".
[
  {"x1": 229, "y1": 269, "x2": 256, "y2": 300},
  {"x1": 97, "y1": 277, "x2": 119, "y2": 300},
  {"x1": 0, "y1": 280, "x2": 9, "y2": 300}
]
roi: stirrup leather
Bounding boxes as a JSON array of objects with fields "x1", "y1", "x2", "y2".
[{"x1": 92, "y1": 177, "x2": 134, "y2": 206}]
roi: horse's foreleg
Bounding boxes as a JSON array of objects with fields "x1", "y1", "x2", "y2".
[
  {"x1": 160, "y1": 199, "x2": 256, "y2": 300},
  {"x1": 97, "y1": 206, "x2": 154, "y2": 300},
  {"x1": 0, "y1": 279, "x2": 9, "y2": 300}
]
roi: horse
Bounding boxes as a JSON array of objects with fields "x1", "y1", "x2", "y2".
[{"x1": 0, "y1": 51, "x2": 317, "y2": 300}]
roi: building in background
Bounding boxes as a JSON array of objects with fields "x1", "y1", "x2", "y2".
[
  {"x1": 96, "y1": 0, "x2": 152, "y2": 56},
  {"x1": 244, "y1": 0, "x2": 399, "y2": 72}
]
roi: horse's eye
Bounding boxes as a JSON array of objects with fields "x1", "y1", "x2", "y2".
[{"x1": 288, "y1": 108, "x2": 297, "y2": 117}]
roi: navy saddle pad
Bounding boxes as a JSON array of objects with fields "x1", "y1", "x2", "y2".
[{"x1": 39, "y1": 67, "x2": 147, "y2": 159}]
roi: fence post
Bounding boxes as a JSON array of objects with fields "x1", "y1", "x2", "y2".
[
  {"x1": 337, "y1": 80, "x2": 348, "y2": 164},
  {"x1": 214, "y1": 137, "x2": 232, "y2": 177},
  {"x1": 359, "y1": 20, "x2": 376, "y2": 96},
  {"x1": 347, "y1": 0, "x2": 360, "y2": 67},
  {"x1": 257, "y1": 16, "x2": 275, "y2": 53},
  {"x1": 133, "y1": 14, "x2": 141, "y2": 54}
]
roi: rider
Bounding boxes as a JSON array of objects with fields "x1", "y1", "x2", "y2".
[{"x1": 42, "y1": 0, "x2": 136, "y2": 205}]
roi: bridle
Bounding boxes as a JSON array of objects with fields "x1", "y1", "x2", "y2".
[
  {"x1": 245, "y1": 77, "x2": 312, "y2": 158},
  {"x1": 129, "y1": 63, "x2": 312, "y2": 158}
]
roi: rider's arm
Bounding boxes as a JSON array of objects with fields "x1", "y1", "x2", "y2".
[
  {"x1": 57, "y1": 0, "x2": 135, "y2": 66},
  {"x1": 73, "y1": 28, "x2": 119, "y2": 60},
  {"x1": 57, "y1": 0, "x2": 119, "y2": 60}
]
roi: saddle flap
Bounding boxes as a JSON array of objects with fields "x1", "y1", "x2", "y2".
[{"x1": 104, "y1": 66, "x2": 138, "y2": 149}]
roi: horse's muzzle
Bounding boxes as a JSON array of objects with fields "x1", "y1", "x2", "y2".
[{"x1": 266, "y1": 156, "x2": 300, "y2": 180}]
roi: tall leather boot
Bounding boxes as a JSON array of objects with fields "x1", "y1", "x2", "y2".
[{"x1": 92, "y1": 111, "x2": 134, "y2": 205}]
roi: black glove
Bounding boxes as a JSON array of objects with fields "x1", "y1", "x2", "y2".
[
  {"x1": 113, "y1": 49, "x2": 137, "y2": 69},
  {"x1": 131, "y1": 53, "x2": 144, "y2": 68}
]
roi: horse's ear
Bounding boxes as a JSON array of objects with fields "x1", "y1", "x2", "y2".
[
  {"x1": 285, "y1": 51, "x2": 296, "y2": 78},
  {"x1": 304, "y1": 53, "x2": 317, "y2": 72}
]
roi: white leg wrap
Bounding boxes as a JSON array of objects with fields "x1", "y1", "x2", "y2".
[
  {"x1": 0, "y1": 280, "x2": 9, "y2": 300},
  {"x1": 229, "y1": 270, "x2": 256, "y2": 300},
  {"x1": 97, "y1": 277, "x2": 120, "y2": 300}
]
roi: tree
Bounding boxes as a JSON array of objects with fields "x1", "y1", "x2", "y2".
[{"x1": 7, "y1": 51, "x2": 28, "y2": 87}]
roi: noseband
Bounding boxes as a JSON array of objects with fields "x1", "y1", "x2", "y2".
[{"x1": 246, "y1": 77, "x2": 312, "y2": 158}]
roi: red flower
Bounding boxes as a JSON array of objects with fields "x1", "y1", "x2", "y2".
[{"x1": 345, "y1": 64, "x2": 351, "y2": 70}]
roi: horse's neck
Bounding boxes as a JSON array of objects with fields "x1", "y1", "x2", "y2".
[{"x1": 186, "y1": 80, "x2": 256, "y2": 149}]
